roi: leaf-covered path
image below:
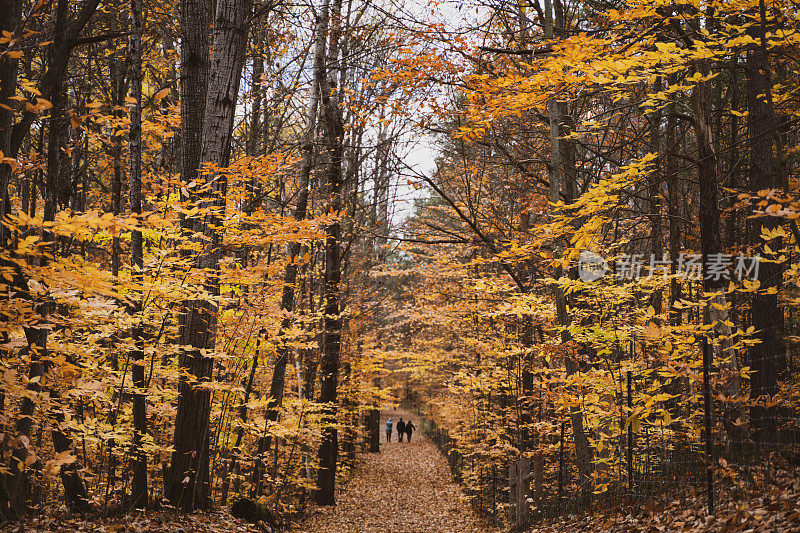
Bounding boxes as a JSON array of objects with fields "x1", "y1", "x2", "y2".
[{"x1": 296, "y1": 410, "x2": 496, "y2": 533}]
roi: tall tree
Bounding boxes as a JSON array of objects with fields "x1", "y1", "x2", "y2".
[
  {"x1": 167, "y1": 0, "x2": 251, "y2": 511},
  {"x1": 746, "y1": 0, "x2": 783, "y2": 444},
  {"x1": 2, "y1": 0, "x2": 96, "y2": 516},
  {"x1": 129, "y1": 0, "x2": 148, "y2": 509},
  {"x1": 0, "y1": 0, "x2": 23, "y2": 239},
  {"x1": 544, "y1": 0, "x2": 592, "y2": 506},
  {"x1": 164, "y1": 0, "x2": 210, "y2": 508},
  {"x1": 260, "y1": 0, "x2": 323, "y2": 444},
  {"x1": 315, "y1": 0, "x2": 346, "y2": 506}
]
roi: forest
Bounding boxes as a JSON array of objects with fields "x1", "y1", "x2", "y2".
[{"x1": 0, "y1": 0, "x2": 799, "y2": 531}]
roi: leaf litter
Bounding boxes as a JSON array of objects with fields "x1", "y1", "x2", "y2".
[{"x1": 295, "y1": 410, "x2": 497, "y2": 533}]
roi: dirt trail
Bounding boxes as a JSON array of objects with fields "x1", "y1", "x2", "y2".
[{"x1": 296, "y1": 410, "x2": 496, "y2": 533}]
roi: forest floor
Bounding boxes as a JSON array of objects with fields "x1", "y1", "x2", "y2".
[
  {"x1": 5, "y1": 508, "x2": 261, "y2": 533},
  {"x1": 6, "y1": 409, "x2": 492, "y2": 533},
  {"x1": 527, "y1": 468, "x2": 800, "y2": 533},
  {"x1": 295, "y1": 409, "x2": 497, "y2": 533},
  {"x1": 8, "y1": 408, "x2": 800, "y2": 533}
]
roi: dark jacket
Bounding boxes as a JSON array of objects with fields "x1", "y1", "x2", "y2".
[
  {"x1": 397, "y1": 420, "x2": 406, "y2": 433},
  {"x1": 405, "y1": 421, "x2": 415, "y2": 434}
]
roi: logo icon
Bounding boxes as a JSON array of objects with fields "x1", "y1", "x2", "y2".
[{"x1": 578, "y1": 250, "x2": 608, "y2": 282}]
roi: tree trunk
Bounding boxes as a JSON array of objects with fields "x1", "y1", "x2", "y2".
[
  {"x1": 4, "y1": 326, "x2": 47, "y2": 517},
  {"x1": 8, "y1": 0, "x2": 102, "y2": 159},
  {"x1": 167, "y1": 0, "x2": 251, "y2": 511},
  {"x1": 648, "y1": 76, "x2": 664, "y2": 312},
  {"x1": 315, "y1": 0, "x2": 345, "y2": 506},
  {"x1": 43, "y1": 0, "x2": 70, "y2": 224},
  {"x1": 129, "y1": 0, "x2": 148, "y2": 509},
  {"x1": 666, "y1": 79, "x2": 682, "y2": 326},
  {"x1": 164, "y1": 0, "x2": 211, "y2": 509},
  {"x1": 251, "y1": 5, "x2": 323, "y2": 493},
  {"x1": 261, "y1": 4, "x2": 322, "y2": 430},
  {"x1": 50, "y1": 389, "x2": 90, "y2": 513},
  {"x1": 177, "y1": 0, "x2": 210, "y2": 235},
  {"x1": 0, "y1": 0, "x2": 23, "y2": 245},
  {"x1": 690, "y1": 49, "x2": 743, "y2": 444},
  {"x1": 110, "y1": 48, "x2": 126, "y2": 278},
  {"x1": 2, "y1": 0, "x2": 90, "y2": 515},
  {"x1": 544, "y1": 0, "x2": 592, "y2": 507},
  {"x1": 746, "y1": 0, "x2": 782, "y2": 444},
  {"x1": 368, "y1": 408, "x2": 380, "y2": 453}
]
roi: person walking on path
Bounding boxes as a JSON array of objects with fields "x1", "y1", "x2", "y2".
[
  {"x1": 405, "y1": 420, "x2": 416, "y2": 442},
  {"x1": 385, "y1": 418, "x2": 393, "y2": 442},
  {"x1": 396, "y1": 418, "x2": 405, "y2": 442}
]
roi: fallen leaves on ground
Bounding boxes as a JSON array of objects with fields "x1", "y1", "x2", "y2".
[
  {"x1": 529, "y1": 481, "x2": 800, "y2": 533},
  {"x1": 295, "y1": 410, "x2": 497, "y2": 533},
  {"x1": 5, "y1": 509, "x2": 266, "y2": 533}
]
